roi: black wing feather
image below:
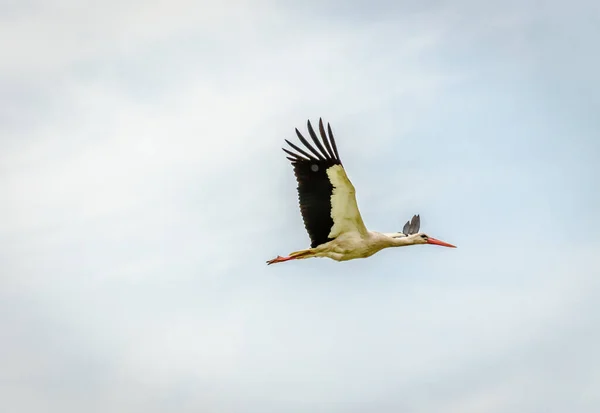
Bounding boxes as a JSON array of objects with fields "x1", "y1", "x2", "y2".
[
  {"x1": 295, "y1": 128, "x2": 325, "y2": 160},
  {"x1": 284, "y1": 139, "x2": 316, "y2": 161},
  {"x1": 327, "y1": 123, "x2": 341, "y2": 161},
  {"x1": 318, "y1": 118, "x2": 336, "y2": 159},
  {"x1": 307, "y1": 120, "x2": 331, "y2": 160},
  {"x1": 282, "y1": 148, "x2": 301, "y2": 160},
  {"x1": 283, "y1": 119, "x2": 343, "y2": 248}
]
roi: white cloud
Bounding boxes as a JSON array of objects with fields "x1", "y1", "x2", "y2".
[{"x1": 1, "y1": 1, "x2": 600, "y2": 412}]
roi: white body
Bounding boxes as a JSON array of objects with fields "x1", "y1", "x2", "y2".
[
  {"x1": 294, "y1": 231, "x2": 426, "y2": 262},
  {"x1": 267, "y1": 118, "x2": 455, "y2": 265}
]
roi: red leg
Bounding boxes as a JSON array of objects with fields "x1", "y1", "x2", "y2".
[{"x1": 266, "y1": 255, "x2": 296, "y2": 265}]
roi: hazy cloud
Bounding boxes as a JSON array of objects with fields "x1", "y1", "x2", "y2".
[{"x1": 1, "y1": 1, "x2": 599, "y2": 412}]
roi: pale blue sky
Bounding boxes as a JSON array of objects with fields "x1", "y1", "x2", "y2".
[{"x1": 1, "y1": 1, "x2": 599, "y2": 412}]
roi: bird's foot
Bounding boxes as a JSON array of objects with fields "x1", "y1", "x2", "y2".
[{"x1": 266, "y1": 255, "x2": 294, "y2": 265}]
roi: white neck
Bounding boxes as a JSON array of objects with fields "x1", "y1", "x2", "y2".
[{"x1": 379, "y1": 232, "x2": 421, "y2": 248}]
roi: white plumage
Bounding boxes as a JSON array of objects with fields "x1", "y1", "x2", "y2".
[
  {"x1": 325, "y1": 164, "x2": 367, "y2": 239},
  {"x1": 267, "y1": 118, "x2": 456, "y2": 265}
]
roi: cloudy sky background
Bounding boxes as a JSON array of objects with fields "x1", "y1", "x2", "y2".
[{"x1": 2, "y1": 0, "x2": 599, "y2": 412}]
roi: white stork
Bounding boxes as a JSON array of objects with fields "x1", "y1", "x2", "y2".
[{"x1": 267, "y1": 118, "x2": 456, "y2": 265}]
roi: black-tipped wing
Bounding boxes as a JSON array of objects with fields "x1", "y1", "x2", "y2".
[
  {"x1": 283, "y1": 118, "x2": 368, "y2": 248},
  {"x1": 402, "y1": 214, "x2": 420, "y2": 235}
]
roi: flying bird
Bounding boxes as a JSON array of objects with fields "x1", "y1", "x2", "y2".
[{"x1": 267, "y1": 118, "x2": 456, "y2": 265}]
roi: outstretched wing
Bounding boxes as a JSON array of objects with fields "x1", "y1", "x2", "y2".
[{"x1": 283, "y1": 118, "x2": 368, "y2": 248}]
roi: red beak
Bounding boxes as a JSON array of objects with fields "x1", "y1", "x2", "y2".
[{"x1": 426, "y1": 237, "x2": 457, "y2": 248}]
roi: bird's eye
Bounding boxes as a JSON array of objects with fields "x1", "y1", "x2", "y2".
[{"x1": 421, "y1": 234, "x2": 428, "y2": 239}]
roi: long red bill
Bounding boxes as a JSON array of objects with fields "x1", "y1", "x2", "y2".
[{"x1": 427, "y1": 237, "x2": 457, "y2": 248}]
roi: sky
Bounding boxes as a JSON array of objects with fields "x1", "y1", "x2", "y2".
[{"x1": 1, "y1": 0, "x2": 599, "y2": 412}]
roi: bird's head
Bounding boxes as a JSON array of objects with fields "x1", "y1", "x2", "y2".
[
  {"x1": 400, "y1": 214, "x2": 456, "y2": 248},
  {"x1": 408, "y1": 232, "x2": 456, "y2": 248}
]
